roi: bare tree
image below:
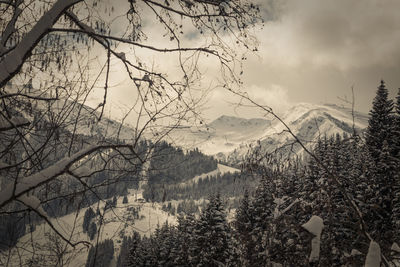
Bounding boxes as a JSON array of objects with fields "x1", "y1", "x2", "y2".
[{"x1": 0, "y1": 0, "x2": 261, "y2": 264}]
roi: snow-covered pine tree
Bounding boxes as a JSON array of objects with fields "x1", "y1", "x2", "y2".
[
  {"x1": 125, "y1": 232, "x2": 142, "y2": 266},
  {"x1": 393, "y1": 89, "x2": 400, "y2": 245},
  {"x1": 128, "y1": 235, "x2": 156, "y2": 266},
  {"x1": 394, "y1": 88, "x2": 400, "y2": 159},
  {"x1": 246, "y1": 177, "x2": 275, "y2": 266},
  {"x1": 364, "y1": 81, "x2": 400, "y2": 253},
  {"x1": 192, "y1": 194, "x2": 236, "y2": 267},
  {"x1": 154, "y1": 222, "x2": 177, "y2": 266},
  {"x1": 365, "y1": 80, "x2": 395, "y2": 162},
  {"x1": 174, "y1": 213, "x2": 196, "y2": 266},
  {"x1": 234, "y1": 189, "x2": 257, "y2": 266},
  {"x1": 372, "y1": 141, "x2": 398, "y2": 247}
]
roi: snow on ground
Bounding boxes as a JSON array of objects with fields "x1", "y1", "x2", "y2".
[
  {"x1": 179, "y1": 163, "x2": 240, "y2": 187},
  {"x1": 2, "y1": 191, "x2": 176, "y2": 267}
]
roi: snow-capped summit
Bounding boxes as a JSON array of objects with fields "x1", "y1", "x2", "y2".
[
  {"x1": 225, "y1": 103, "x2": 368, "y2": 163},
  {"x1": 170, "y1": 102, "x2": 368, "y2": 162},
  {"x1": 167, "y1": 115, "x2": 272, "y2": 155}
]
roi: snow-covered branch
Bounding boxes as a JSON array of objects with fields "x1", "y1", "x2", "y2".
[
  {"x1": 0, "y1": 0, "x2": 83, "y2": 88},
  {"x1": 48, "y1": 28, "x2": 219, "y2": 56},
  {"x1": 302, "y1": 215, "x2": 324, "y2": 263},
  {"x1": 0, "y1": 0, "x2": 23, "y2": 54},
  {"x1": 0, "y1": 143, "x2": 138, "y2": 210}
]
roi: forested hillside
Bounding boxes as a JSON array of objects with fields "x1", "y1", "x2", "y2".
[{"x1": 117, "y1": 81, "x2": 400, "y2": 267}]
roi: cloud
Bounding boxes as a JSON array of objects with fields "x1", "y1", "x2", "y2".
[
  {"x1": 91, "y1": 0, "x2": 400, "y2": 122},
  {"x1": 259, "y1": 0, "x2": 400, "y2": 70},
  {"x1": 246, "y1": 84, "x2": 291, "y2": 114},
  {"x1": 239, "y1": 0, "x2": 400, "y2": 114},
  {"x1": 203, "y1": 84, "x2": 291, "y2": 120}
]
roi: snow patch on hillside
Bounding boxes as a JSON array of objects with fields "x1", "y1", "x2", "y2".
[
  {"x1": 3, "y1": 193, "x2": 176, "y2": 267},
  {"x1": 179, "y1": 163, "x2": 240, "y2": 187}
]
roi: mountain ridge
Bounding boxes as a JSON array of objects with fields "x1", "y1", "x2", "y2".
[{"x1": 169, "y1": 103, "x2": 369, "y2": 162}]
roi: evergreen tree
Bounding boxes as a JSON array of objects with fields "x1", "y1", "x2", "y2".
[
  {"x1": 112, "y1": 196, "x2": 117, "y2": 207},
  {"x1": 234, "y1": 190, "x2": 256, "y2": 266},
  {"x1": 394, "y1": 88, "x2": 400, "y2": 159},
  {"x1": 174, "y1": 213, "x2": 196, "y2": 266},
  {"x1": 247, "y1": 177, "x2": 276, "y2": 266},
  {"x1": 88, "y1": 222, "x2": 97, "y2": 241},
  {"x1": 154, "y1": 222, "x2": 177, "y2": 266},
  {"x1": 192, "y1": 194, "x2": 236, "y2": 266},
  {"x1": 372, "y1": 141, "x2": 398, "y2": 246},
  {"x1": 125, "y1": 232, "x2": 142, "y2": 266},
  {"x1": 86, "y1": 239, "x2": 114, "y2": 267},
  {"x1": 117, "y1": 236, "x2": 134, "y2": 267},
  {"x1": 128, "y1": 235, "x2": 157, "y2": 266},
  {"x1": 83, "y1": 207, "x2": 95, "y2": 233},
  {"x1": 365, "y1": 80, "x2": 394, "y2": 161},
  {"x1": 393, "y1": 89, "x2": 400, "y2": 245}
]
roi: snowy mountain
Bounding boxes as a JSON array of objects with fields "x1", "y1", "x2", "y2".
[
  {"x1": 168, "y1": 103, "x2": 369, "y2": 163},
  {"x1": 226, "y1": 103, "x2": 369, "y2": 162},
  {"x1": 167, "y1": 115, "x2": 271, "y2": 155},
  {"x1": 2, "y1": 82, "x2": 137, "y2": 142}
]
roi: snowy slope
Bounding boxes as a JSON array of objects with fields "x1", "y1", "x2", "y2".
[
  {"x1": 3, "y1": 192, "x2": 176, "y2": 267},
  {"x1": 226, "y1": 103, "x2": 368, "y2": 162},
  {"x1": 167, "y1": 116, "x2": 271, "y2": 155},
  {"x1": 3, "y1": 82, "x2": 137, "y2": 142},
  {"x1": 179, "y1": 163, "x2": 240, "y2": 187},
  {"x1": 168, "y1": 103, "x2": 368, "y2": 162}
]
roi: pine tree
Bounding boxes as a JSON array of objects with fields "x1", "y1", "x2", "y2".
[
  {"x1": 153, "y1": 222, "x2": 177, "y2": 266},
  {"x1": 192, "y1": 194, "x2": 235, "y2": 267},
  {"x1": 365, "y1": 81, "x2": 399, "y2": 251},
  {"x1": 394, "y1": 88, "x2": 400, "y2": 159},
  {"x1": 112, "y1": 196, "x2": 117, "y2": 207},
  {"x1": 126, "y1": 232, "x2": 142, "y2": 266},
  {"x1": 175, "y1": 213, "x2": 196, "y2": 266},
  {"x1": 86, "y1": 239, "x2": 114, "y2": 267},
  {"x1": 83, "y1": 207, "x2": 95, "y2": 233},
  {"x1": 393, "y1": 89, "x2": 400, "y2": 245},
  {"x1": 88, "y1": 222, "x2": 97, "y2": 241},
  {"x1": 234, "y1": 190, "x2": 256, "y2": 266},
  {"x1": 365, "y1": 80, "x2": 394, "y2": 162},
  {"x1": 371, "y1": 141, "x2": 397, "y2": 246},
  {"x1": 249, "y1": 177, "x2": 276, "y2": 265}
]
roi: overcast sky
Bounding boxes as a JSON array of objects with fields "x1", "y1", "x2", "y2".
[
  {"x1": 99, "y1": 0, "x2": 400, "y2": 122},
  {"x1": 203, "y1": 0, "x2": 400, "y2": 119}
]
